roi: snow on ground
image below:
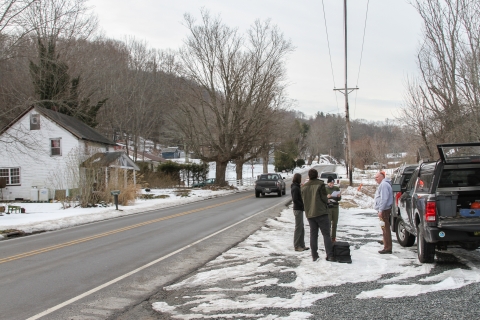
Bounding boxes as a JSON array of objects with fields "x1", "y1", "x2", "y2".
[{"x1": 152, "y1": 205, "x2": 480, "y2": 318}]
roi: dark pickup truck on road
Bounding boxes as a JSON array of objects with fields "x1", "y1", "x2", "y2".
[
  {"x1": 255, "y1": 173, "x2": 286, "y2": 197},
  {"x1": 392, "y1": 142, "x2": 480, "y2": 263}
]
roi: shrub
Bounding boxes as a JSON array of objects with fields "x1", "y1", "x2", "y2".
[{"x1": 296, "y1": 159, "x2": 306, "y2": 167}]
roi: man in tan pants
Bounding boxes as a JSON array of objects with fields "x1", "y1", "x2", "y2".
[{"x1": 374, "y1": 171, "x2": 393, "y2": 254}]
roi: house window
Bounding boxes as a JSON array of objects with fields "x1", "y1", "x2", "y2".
[
  {"x1": 30, "y1": 114, "x2": 40, "y2": 130},
  {"x1": 0, "y1": 167, "x2": 20, "y2": 185},
  {"x1": 51, "y1": 138, "x2": 62, "y2": 156}
]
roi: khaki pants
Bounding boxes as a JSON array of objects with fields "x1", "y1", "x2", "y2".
[{"x1": 328, "y1": 206, "x2": 339, "y2": 239}]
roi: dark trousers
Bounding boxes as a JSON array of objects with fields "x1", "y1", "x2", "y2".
[
  {"x1": 307, "y1": 214, "x2": 334, "y2": 259},
  {"x1": 293, "y1": 210, "x2": 305, "y2": 249},
  {"x1": 380, "y1": 209, "x2": 392, "y2": 251}
]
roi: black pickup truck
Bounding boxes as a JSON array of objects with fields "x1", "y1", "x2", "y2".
[
  {"x1": 254, "y1": 173, "x2": 286, "y2": 197},
  {"x1": 392, "y1": 142, "x2": 480, "y2": 263}
]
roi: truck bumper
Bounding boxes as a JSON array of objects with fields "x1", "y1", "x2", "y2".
[
  {"x1": 425, "y1": 226, "x2": 480, "y2": 242},
  {"x1": 256, "y1": 187, "x2": 280, "y2": 194}
]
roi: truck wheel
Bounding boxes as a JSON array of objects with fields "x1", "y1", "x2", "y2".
[
  {"x1": 395, "y1": 218, "x2": 415, "y2": 247},
  {"x1": 282, "y1": 188, "x2": 286, "y2": 195},
  {"x1": 255, "y1": 191, "x2": 260, "y2": 198},
  {"x1": 277, "y1": 190, "x2": 282, "y2": 197},
  {"x1": 417, "y1": 222, "x2": 435, "y2": 263}
]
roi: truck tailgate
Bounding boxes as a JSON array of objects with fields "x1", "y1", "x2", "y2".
[{"x1": 438, "y1": 216, "x2": 480, "y2": 232}]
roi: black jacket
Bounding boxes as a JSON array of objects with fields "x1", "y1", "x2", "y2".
[{"x1": 291, "y1": 182, "x2": 304, "y2": 211}]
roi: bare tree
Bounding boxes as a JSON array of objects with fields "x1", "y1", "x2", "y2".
[
  {"x1": 173, "y1": 10, "x2": 293, "y2": 185},
  {"x1": 99, "y1": 37, "x2": 176, "y2": 159},
  {"x1": 351, "y1": 137, "x2": 374, "y2": 169},
  {"x1": 0, "y1": 0, "x2": 37, "y2": 61},
  {"x1": 400, "y1": 0, "x2": 480, "y2": 151},
  {"x1": 21, "y1": 0, "x2": 98, "y2": 43}
]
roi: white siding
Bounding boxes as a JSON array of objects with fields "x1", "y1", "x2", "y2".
[{"x1": 0, "y1": 109, "x2": 108, "y2": 200}]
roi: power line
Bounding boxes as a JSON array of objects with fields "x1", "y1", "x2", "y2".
[
  {"x1": 353, "y1": 0, "x2": 370, "y2": 118},
  {"x1": 321, "y1": 0, "x2": 340, "y2": 113}
]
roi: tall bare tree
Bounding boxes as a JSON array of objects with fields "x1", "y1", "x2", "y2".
[
  {"x1": 400, "y1": 0, "x2": 480, "y2": 151},
  {"x1": 21, "y1": 0, "x2": 97, "y2": 43},
  {"x1": 173, "y1": 10, "x2": 293, "y2": 185},
  {"x1": 0, "y1": 0, "x2": 38, "y2": 61}
]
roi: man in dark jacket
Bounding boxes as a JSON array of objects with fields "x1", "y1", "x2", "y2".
[
  {"x1": 301, "y1": 169, "x2": 336, "y2": 262},
  {"x1": 291, "y1": 173, "x2": 309, "y2": 251}
]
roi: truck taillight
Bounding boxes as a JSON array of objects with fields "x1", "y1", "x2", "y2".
[{"x1": 426, "y1": 201, "x2": 437, "y2": 222}]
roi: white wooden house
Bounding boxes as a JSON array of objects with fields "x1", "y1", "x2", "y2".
[{"x1": 0, "y1": 106, "x2": 117, "y2": 201}]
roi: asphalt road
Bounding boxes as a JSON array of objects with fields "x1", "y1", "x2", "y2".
[{"x1": 0, "y1": 185, "x2": 297, "y2": 320}]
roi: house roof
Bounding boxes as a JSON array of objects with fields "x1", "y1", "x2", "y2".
[
  {"x1": 35, "y1": 106, "x2": 117, "y2": 145},
  {"x1": 135, "y1": 152, "x2": 165, "y2": 162},
  {"x1": 162, "y1": 147, "x2": 179, "y2": 153},
  {"x1": 0, "y1": 105, "x2": 116, "y2": 146},
  {"x1": 81, "y1": 152, "x2": 140, "y2": 170}
]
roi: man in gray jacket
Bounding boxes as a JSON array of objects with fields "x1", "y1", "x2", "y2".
[
  {"x1": 301, "y1": 169, "x2": 336, "y2": 262},
  {"x1": 374, "y1": 171, "x2": 393, "y2": 254}
]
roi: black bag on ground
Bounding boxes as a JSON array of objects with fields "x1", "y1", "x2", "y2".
[{"x1": 333, "y1": 241, "x2": 352, "y2": 263}]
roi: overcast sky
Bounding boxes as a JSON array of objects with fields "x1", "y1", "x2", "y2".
[{"x1": 88, "y1": 0, "x2": 423, "y2": 122}]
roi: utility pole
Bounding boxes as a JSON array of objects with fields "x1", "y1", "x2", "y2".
[{"x1": 334, "y1": 0, "x2": 358, "y2": 186}]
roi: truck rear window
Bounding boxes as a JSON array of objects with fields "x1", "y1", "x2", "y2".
[
  {"x1": 438, "y1": 169, "x2": 480, "y2": 188},
  {"x1": 260, "y1": 175, "x2": 279, "y2": 180},
  {"x1": 320, "y1": 173, "x2": 337, "y2": 179}
]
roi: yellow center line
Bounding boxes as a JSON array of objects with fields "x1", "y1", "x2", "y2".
[{"x1": 0, "y1": 194, "x2": 254, "y2": 264}]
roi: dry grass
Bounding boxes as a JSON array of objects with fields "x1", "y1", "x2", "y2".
[
  {"x1": 138, "y1": 173, "x2": 180, "y2": 188},
  {"x1": 357, "y1": 185, "x2": 376, "y2": 198},
  {"x1": 117, "y1": 183, "x2": 138, "y2": 206},
  {"x1": 340, "y1": 201, "x2": 358, "y2": 209},
  {"x1": 203, "y1": 185, "x2": 237, "y2": 191},
  {"x1": 174, "y1": 189, "x2": 192, "y2": 197}
]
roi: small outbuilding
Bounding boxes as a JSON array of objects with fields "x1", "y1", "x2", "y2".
[{"x1": 161, "y1": 147, "x2": 181, "y2": 159}]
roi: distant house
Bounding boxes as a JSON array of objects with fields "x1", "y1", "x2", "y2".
[
  {"x1": 0, "y1": 105, "x2": 117, "y2": 201},
  {"x1": 134, "y1": 152, "x2": 165, "y2": 170},
  {"x1": 161, "y1": 147, "x2": 181, "y2": 159}
]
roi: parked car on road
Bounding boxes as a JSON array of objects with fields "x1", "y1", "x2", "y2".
[
  {"x1": 254, "y1": 173, "x2": 285, "y2": 197},
  {"x1": 393, "y1": 142, "x2": 480, "y2": 263},
  {"x1": 192, "y1": 178, "x2": 216, "y2": 188}
]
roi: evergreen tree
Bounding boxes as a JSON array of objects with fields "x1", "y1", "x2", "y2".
[
  {"x1": 29, "y1": 38, "x2": 107, "y2": 127},
  {"x1": 29, "y1": 39, "x2": 70, "y2": 109}
]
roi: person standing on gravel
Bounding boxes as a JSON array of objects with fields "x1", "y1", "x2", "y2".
[
  {"x1": 301, "y1": 169, "x2": 336, "y2": 262},
  {"x1": 374, "y1": 171, "x2": 393, "y2": 254},
  {"x1": 291, "y1": 173, "x2": 309, "y2": 252}
]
